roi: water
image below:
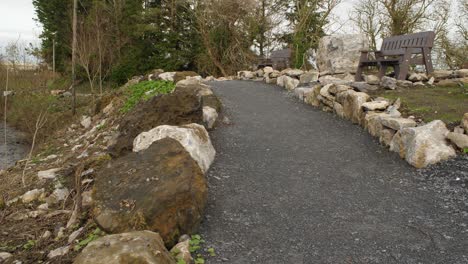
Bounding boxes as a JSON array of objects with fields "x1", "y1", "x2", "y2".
[{"x1": 0, "y1": 123, "x2": 29, "y2": 170}]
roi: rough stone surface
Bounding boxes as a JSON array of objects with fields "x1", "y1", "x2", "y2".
[
  {"x1": 316, "y1": 34, "x2": 369, "y2": 75},
  {"x1": 263, "y1": 67, "x2": 274, "y2": 75},
  {"x1": 364, "y1": 112, "x2": 391, "y2": 137},
  {"x1": 293, "y1": 87, "x2": 314, "y2": 101},
  {"x1": 381, "y1": 76, "x2": 397, "y2": 90},
  {"x1": 397, "y1": 80, "x2": 413, "y2": 88},
  {"x1": 21, "y1": 189, "x2": 44, "y2": 204},
  {"x1": 432, "y1": 70, "x2": 453, "y2": 80},
  {"x1": 73, "y1": 231, "x2": 175, "y2": 264},
  {"x1": 333, "y1": 102, "x2": 345, "y2": 118},
  {"x1": 390, "y1": 120, "x2": 456, "y2": 168},
  {"x1": 349, "y1": 82, "x2": 378, "y2": 93},
  {"x1": 304, "y1": 86, "x2": 321, "y2": 107},
  {"x1": 94, "y1": 138, "x2": 207, "y2": 246},
  {"x1": 446, "y1": 132, "x2": 468, "y2": 149},
  {"x1": 299, "y1": 71, "x2": 319, "y2": 84},
  {"x1": 203, "y1": 106, "x2": 219, "y2": 130},
  {"x1": 159, "y1": 72, "x2": 177, "y2": 82},
  {"x1": 455, "y1": 69, "x2": 468, "y2": 78},
  {"x1": 408, "y1": 73, "x2": 428, "y2": 82},
  {"x1": 462, "y1": 113, "x2": 468, "y2": 132},
  {"x1": 328, "y1": 84, "x2": 351, "y2": 95},
  {"x1": 282, "y1": 69, "x2": 304, "y2": 77},
  {"x1": 379, "y1": 128, "x2": 396, "y2": 147},
  {"x1": 109, "y1": 85, "x2": 204, "y2": 156},
  {"x1": 284, "y1": 76, "x2": 300, "y2": 91},
  {"x1": 277, "y1": 75, "x2": 287, "y2": 87},
  {"x1": 362, "y1": 101, "x2": 390, "y2": 111},
  {"x1": 341, "y1": 90, "x2": 370, "y2": 124},
  {"x1": 38, "y1": 168, "x2": 61, "y2": 180},
  {"x1": 170, "y1": 240, "x2": 192, "y2": 264},
  {"x1": 48, "y1": 246, "x2": 70, "y2": 259},
  {"x1": 364, "y1": 75, "x2": 380, "y2": 85},
  {"x1": 381, "y1": 117, "x2": 416, "y2": 131},
  {"x1": 133, "y1": 123, "x2": 215, "y2": 173},
  {"x1": 318, "y1": 75, "x2": 349, "y2": 86},
  {"x1": 81, "y1": 116, "x2": 92, "y2": 129},
  {"x1": 173, "y1": 71, "x2": 199, "y2": 83}
]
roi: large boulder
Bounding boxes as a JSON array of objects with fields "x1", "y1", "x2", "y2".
[
  {"x1": 93, "y1": 138, "x2": 207, "y2": 246},
  {"x1": 299, "y1": 71, "x2": 319, "y2": 84},
  {"x1": 284, "y1": 76, "x2": 300, "y2": 91},
  {"x1": 109, "y1": 86, "x2": 203, "y2": 156},
  {"x1": 341, "y1": 90, "x2": 370, "y2": 124},
  {"x1": 316, "y1": 34, "x2": 369, "y2": 75},
  {"x1": 133, "y1": 124, "x2": 215, "y2": 173},
  {"x1": 73, "y1": 231, "x2": 175, "y2": 264},
  {"x1": 390, "y1": 120, "x2": 456, "y2": 168}
]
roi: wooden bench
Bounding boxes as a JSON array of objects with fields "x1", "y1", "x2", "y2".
[{"x1": 355, "y1": 31, "x2": 435, "y2": 81}]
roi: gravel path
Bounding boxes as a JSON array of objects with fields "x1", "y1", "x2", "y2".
[{"x1": 200, "y1": 80, "x2": 468, "y2": 264}]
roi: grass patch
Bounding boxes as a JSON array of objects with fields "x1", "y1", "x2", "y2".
[
  {"x1": 120, "y1": 80, "x2": 175, "y2": 113},
  {"x1": 369, "y1": 84, "x2": 468, "y2": 125}
]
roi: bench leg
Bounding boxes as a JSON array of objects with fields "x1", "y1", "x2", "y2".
[
  {"x1": 423, "y1": 47, "x2": 434, "y2": 75},
  {"x1": 379, "y1": 65, "x2": 387, "y2": 79},
  {"x1": 355, "y1": 65, "x2": 364, "y2": 81},
  {"x1": 397, "y1": 49, "x2": 412, "y2": 80},
  {"x1": 394, "y1": 65, "x2": 400, "y2": 79}
]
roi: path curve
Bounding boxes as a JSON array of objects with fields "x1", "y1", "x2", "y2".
[{"x1": 200, "y1": 80, "x2": 468, "y2": 264}]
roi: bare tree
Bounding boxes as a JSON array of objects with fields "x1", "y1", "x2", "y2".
[
  {"x1": 351, "y1": 0, "x2": 384, "y2": 51},
  {"x1": 381, "y1": 0, "x2": 436, "y2": 36}
]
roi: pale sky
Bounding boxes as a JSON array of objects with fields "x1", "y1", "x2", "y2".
[{"x1": 0, "y1": 0, "x2": 42, "y2": 47}]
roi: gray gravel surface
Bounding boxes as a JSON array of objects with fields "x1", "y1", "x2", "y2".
[{"x1": 200, "y1": 80, "x2": 468, "y2": 264}]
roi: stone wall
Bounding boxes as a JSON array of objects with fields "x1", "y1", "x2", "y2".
[{"x1": 237, "y1": 67, "x2": 467, "y2": 168}]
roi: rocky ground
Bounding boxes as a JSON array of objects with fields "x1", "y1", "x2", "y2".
[{"x1": 0, "y1": 73, "x2": 222, "y2": 264}]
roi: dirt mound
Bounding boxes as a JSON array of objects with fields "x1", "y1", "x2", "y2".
[{"x1": 109, "y1": 86, "x2": 203, "y2": 157}]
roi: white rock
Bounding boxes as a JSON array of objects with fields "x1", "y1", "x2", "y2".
[
  {"x1": 453, "y1": 126, "x2": 464, "y2": 134},
  {"x1": 133, "y1": 124, "x2": 216, "y2": 173},
  {"x1": 21, "y1": 189, "x2": 44, "y2": 204},
  {"x1": 432, "y1": 70, "x2": 453, "y2": 80},
  {"x1": 455, "y1": 69, "x2": 468, "y2": 78},
  {"x1": 381, "y1": 117, "x2": 416, "y2": 130},
  {"x1": 80, "y1": 116, "x2": 92, "y2": 129},
  {"x1": 0, "y1": 252, "x2": 12, "y2": 262},
  {"x1": 158, "y1": 72, "x2": 176, "y2": 81},
  {"x1": 293, "y1": 87, "x2": 314, "y2": 101},
  {"x1": 37, "y1": 203, "x2": 49, "y2": 211},
  {"x1": 170, "y1": 240, "x2": 193, "y2": 264},
  {"x1": 299, "y1": 71, "x2": 319, "y2": 84},
  {"x1": 263, "y1": 67, "x2": 274, "y2": 74},
  {"x1": 317, "y1": 34, "x2": 369, "y2": 74},
  {"x1": 68, "y1": 227, "x2": 84, "y2": 243},
  {"x1": 48, "y1": 246, "x2": 70, "y2": 259},
  {"x1": 446, "y1": 132, "x2": 468, "y2": 149},
  {"x1": 284, "y1": 76, "x2": 300, "y2": 91},
  {"x1": 277, "y1": 75, "x2": 287, "y2": 87},
  {"x1": 364, "y1": 75, "x2": 380, "y2": 85},
  {"x1": 318, "y1": 75, "x2": 349, "y2": 86},
  {"x1": 283, "y1": 69, "x2": 304, "y2": 77},
  {"x1": 408, "y1": 73, "x2": 428, "y2": 82},
  {"x1": 82, "y1": 190, "x2": 93, "y2": 207},
  {"x1": 203, "y1": 106, "x2": 219, "y2": 129},
  {"x1": 362, "y1": 101, "x2": 390, "y2": 111},
  {"x1": 38, "y1": 168, "x2": 61, "y2": 180},
  {"x1": 41, "y1": 230, "x2": 52, "y2": 240},
  {"x1": 381, "y1": 76, "x2": 397, "y2": 90},
  {"x1": 390, "y1": 120, "x2": 456, "y2": 168}
]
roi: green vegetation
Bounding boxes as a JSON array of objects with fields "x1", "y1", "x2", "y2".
[
  {"x1": 120, "y1": 81, "x2": 175, "y2": 113},
  {"x1": 22, "y1": 240, "x2": 36, "y2": 250},
  {"x1": 73, "y1": 228, "x2": 105, "y2": 252},
  {"x1": 370, "y1": 85, "x2": 468, "y2": 125}
]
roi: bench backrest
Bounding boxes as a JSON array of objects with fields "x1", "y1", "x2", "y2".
[{"x1": 381, "y1": 31, "x2": 435, "y2": 56}]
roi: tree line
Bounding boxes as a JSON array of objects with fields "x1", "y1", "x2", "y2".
[{"x1": 31, "y1": 0, "x2": 467, "y2": 87}]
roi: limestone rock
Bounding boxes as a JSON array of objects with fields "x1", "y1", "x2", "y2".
[
  {"x1": 318, "y1": 75, "x2": 349, "y2": 86},
  {"x1": 277, "y1": 75, "x2": 287, "y2": 87},
  {"x1": 364, "y1": 112, "x2": 391, "y2": 137},
  {"x1": 81, "y1": 116, "x2": 92, "y2": 129},
  {"x1": 0, "y1": 252, "x2": 13, "y2": 262},
  {"x1": 397, "y1": 80, "x2": 413, "y2": 88},
  {"x1": 158, "y1": 72, "x2": 177, "y2": 82},
  {"x1": 73, "y1": 231, "x2": 175, "y2": 264},
  {"x1": 284, "y1": 76, "x2": 300, "y2": 91},
  {"x1": 362, "y1": 101, "x2": 390, "y2": 111},
  {"x1": 133, "y1": 123, "x2": 215, "y2": 173},
  {"x1": 381, "y1": 117, "x2": 416, "y2": 131},
  {"x1": 255, "y1": 69, "x2": 264, "y2": 77},
  {"x1": 293, "y1": 87, "x2": 314, "y2": 101},
  {"x1": 21, "y1": 188, "x2": 45, "y2": 204},
  {"x1": 263, "y1": 67, "x2": 274, "y2": 75},
  {"x1": 328, "y1": 84, "x2": 351, "y2": 95},
  {"x1": 432, "y1": 70, "x2": 453, "y2": 80},
  {"x1": 408, "y1": 73, "x2": 428, "y2": 82},
  {"x1": 265, "y1": 76, "x2": 277, "y2": 84},
  {"x1": 349, "y1": 82, "x2": 377, "y2": 93},
  {"x1": 379, "y1": 128, "x2": 396, "y2": 147},
  {"x1": 381, "y1": 76, "x2": 397, "y2": 90},
  {"x1": 48, "y1": 246, "x2": 70, "y2": 259},
  {"x1": 463, "y1": 113, "x2": 468, "y2": 132},
  {"x1": 319, "y1": 84, "x2": 335, "y2": 101},
  {"x1": 283, "y1": 69, "x2": 304, "y2": 77},
  {"x1": 299, "y1": 71, "x2": 319, "y2": 84},
  {"x1": 203, "y1": 106, "x2": 219, "y2": 130},
  {"x1": 94, "y1": 138, "x2": 207, "y2": 246},
  {"x1": 269, "y1": 70, "x2": 281, "y2": 78},
  {"x1": 305, "y1": 86, "x2": 321, "y2": 107},
  {"x1": 334, "y1": 102, "x2": 345, "y2": 118},
  {"x1": 447, "y1": 132, "x2": 468, "y2": 149},
  {"x1": 453, "y1": 126, "x2": 464, "y2": 134},
  {"x1": 341, "y1": 90, "x2": 370, "y2": 124},
  {"x1": 455, "y1": 69, "x2": 468, "y2": 78},
  {"x1": 316, "y1": 34, "x2": 369, "y2": 74},
  {"x1": 173, "y1": 72, "x2": 199, "y2": 83},
  {"x1": 364, "y1": 75, "x2": 380, "y2": 85},
  {"x1": 390, "y1": 120, "x2": 456, "y2": 168},
  {"x1": 170, "y1": 240, "x2": 192, "y2": 264}
]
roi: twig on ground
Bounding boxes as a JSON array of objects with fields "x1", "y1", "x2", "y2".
[{"x1": 66, "y1": 163, "x2": 85, "y2": 228}]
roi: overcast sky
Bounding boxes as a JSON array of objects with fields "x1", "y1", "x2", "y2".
[{"x1": 0, "y1": 0, "x2": 42, "y2": 48}]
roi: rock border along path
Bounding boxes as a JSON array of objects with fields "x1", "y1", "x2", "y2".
[{"x1": 200, "y1": 80, "x2": 468, "y2": 264}]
